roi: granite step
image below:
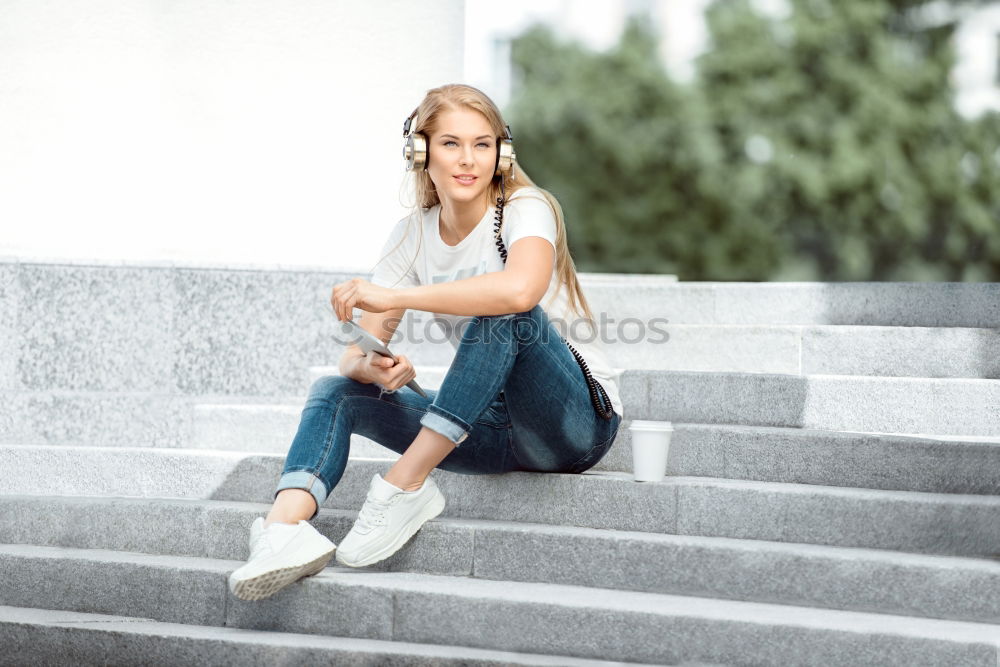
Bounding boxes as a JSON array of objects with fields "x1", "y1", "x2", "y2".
[
  {"x1": 192, "y1": 402, "x2": 398, "y2": 456},
  {"x1": 194, "y1": 370, "x2": 1000, "y2": 451},
  {"x1": 192, "y1": 366, "x2": 449, "y2": 453},
  {"x1": 193, "y1": 398, "x2": 1000, "y2": 493},
  {"x1": 0, "y1": 606, "x2": 646, "y2": 667},
  {"x1": 3, "y1": 495, "x2": 1000, "y2": 624},
  {"x1": 599, "y1": 324, "x2": 1000, "y2": 377},
  {"x1": 346, "y1": 324, "x2": 1000, "y2": 378},
  {"x1": 622, "y1": 371, "x2": 1000, "y2": 436},
  {"x1": 604, "y1": 423, "x2": 1000, "y2": 493},
  {"x1": 317, "y1": 323, "x2": 1000, "y2": 380},
  {"x1": 192, "y1": 369, "x2": 1000, "y2": 461},
  {"x1": 1, "y1": 545, "x2": 998, "y2": 666},
  {"x1": 4, "y1": 447, "x2": 1000, "y2": 556},
  {"x1": 581, "y1": 281, "x2": 1000, "y2": 328},
  {"x1": 14, "y1": 367, "x2": 999, "y2": 452}
]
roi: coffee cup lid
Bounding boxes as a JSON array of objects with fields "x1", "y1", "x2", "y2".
[{"x1": 628, "y1": 420, "x2": 674, "y2": 432}]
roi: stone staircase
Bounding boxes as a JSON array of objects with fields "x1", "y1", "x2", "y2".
[{"x1": 2, "y1": 265, "x2": 1000, "y2": 665}]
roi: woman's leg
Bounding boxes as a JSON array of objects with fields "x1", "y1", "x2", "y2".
[
  {"x1": 418, "y1": 305, "x2": 620, "y2": 474},
  {"x1": 269, "y1": 374, "x2": 517, "y2": 522},
  {"x1": 233, "y1": 307, "x2": 621, "y2": 593},
  {"x1": 367, "y1": 310, "x2": 535, "y2": 496},
  {"x1": 265, "y1": 490, "x2": 316, "y2": 526},
  {"x1": 275, "y1": 303, "x2": 618, "y2": 524},
  {"x1": 231, "y1": 374, "x2": 515, "y2": 596},
  {"x1": 500, "y1": 306, "x2": 622, "y2": 473}
]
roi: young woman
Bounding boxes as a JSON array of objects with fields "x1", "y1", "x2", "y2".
[{"x1": 229, "y1": 83, "x2": 624, "y2": 601}]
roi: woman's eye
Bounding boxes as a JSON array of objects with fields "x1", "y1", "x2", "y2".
[{"x1": 442, "y1": 140, "x2": 492, "y2": 148}]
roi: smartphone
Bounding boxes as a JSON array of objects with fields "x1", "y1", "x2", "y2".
[{"x1": 334, "y1": 319, "x2": 428, "y2": 398}]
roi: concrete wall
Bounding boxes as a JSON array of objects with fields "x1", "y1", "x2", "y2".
[
  {"x1": 4, "y1": 256, "x2": 999, "y2": 448},
  {"x1": 0, "y1": 0, "x2": 464, "y2": 270},
  {"x1": 0, "y1": 255, "x2": 475, "y2": 447}
]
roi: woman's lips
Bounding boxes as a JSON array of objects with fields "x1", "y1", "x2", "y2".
[{"x1": 454, "y1": 176, "x2": 477, "y2": 185}]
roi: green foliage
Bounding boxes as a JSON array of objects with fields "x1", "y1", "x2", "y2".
[{"x1": 506, "y1": 0, "x2": 1000, "y2": 281}]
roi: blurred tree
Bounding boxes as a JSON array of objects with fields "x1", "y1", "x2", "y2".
[
  {"x1": 507, "y1": 0, "x2": 1000, "y2": 281},
  {"x1": 698, "y1": 0, "x2": 1000, "y2": 280},
  {"x1": 507, "y1": 20, "x2": 788, "y2": 279}
]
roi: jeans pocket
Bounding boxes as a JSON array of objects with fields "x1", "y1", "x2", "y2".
[
  {"x1": 566, "y1": 414, "x2": 622, "y2": 474},
  {"x1": 566, "y1": 433, "x2": 615, "y2": 474}
]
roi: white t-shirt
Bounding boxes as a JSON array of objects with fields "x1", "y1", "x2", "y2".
[{"x1": 370, "y1": 186, "x2": 624, "y2": 419}]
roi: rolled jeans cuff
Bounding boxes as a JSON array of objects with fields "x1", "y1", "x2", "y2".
[
  {"x1": 420, "y1": 405, "x2": 472, "y2": 446},
  {"x1": 275, "y1": 470, "x2": 329, "y2": 519}
]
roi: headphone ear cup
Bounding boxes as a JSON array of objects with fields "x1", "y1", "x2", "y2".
[
  {"x1": 403, "y1": 131, "x2": 428, "y2": 171},
  {"x1": 494, "y1": 138, "x2": 516, "y2": 179}
]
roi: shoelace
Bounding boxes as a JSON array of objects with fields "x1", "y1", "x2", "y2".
[
  {"x1": 355, "y1": 495, "x2": 394, "y2": 531},
  {"x1": 248, "y1": 528, "x2": 277, "y2": 561},
  {"x1": 248, "y1": 522, "x2": 296, "y2": 560}
]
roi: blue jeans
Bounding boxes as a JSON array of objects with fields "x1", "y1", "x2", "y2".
[{"x1": 276, "y1": 304, "x2": 622, "y2": 516}]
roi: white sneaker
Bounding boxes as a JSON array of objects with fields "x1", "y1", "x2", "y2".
[
  {"x1": 335, "y1": 474, "x2": 446, "y2": 568},
  {"x1": 228, "y1": 517, "x2": 337, "y2": 601}
]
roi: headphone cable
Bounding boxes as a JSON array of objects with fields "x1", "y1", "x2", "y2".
[{"x1": 493, "y1": 175, "x2": 614, "y2": 421}]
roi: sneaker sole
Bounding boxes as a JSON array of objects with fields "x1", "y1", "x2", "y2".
[
  {"x1": 230, "y1": 548, "x2": 335, "y2": 601},
  {"x1": 336, "y1": 489, "x2": 446, "y2": 568}
]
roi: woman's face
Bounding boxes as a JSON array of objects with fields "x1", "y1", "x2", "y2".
[{"x1": 426, "y1": 107, "x2": 497, "y2": 208}]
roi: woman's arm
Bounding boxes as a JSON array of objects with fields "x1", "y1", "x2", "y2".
[
  {"x1": 393, "y1": 237, "x2": 554, "y2": 316},
  {"x1": 330, "y1": 238, "x2": 555, "y2": 320}
]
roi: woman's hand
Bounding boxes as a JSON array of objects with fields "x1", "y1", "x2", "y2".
[
  {"x1": 360, "y1": 352, "x2": 416, "y2": 391},
  {"x1": 331, "y1": 278, "x2": 399, "y2": 321}
]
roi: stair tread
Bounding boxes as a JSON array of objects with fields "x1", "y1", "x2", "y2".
[
  {"x1": 5, "y1": 444, "x2": 1000, "y2": 502},
  {"x1": 0, "y1": 605, "x2": 642, "y2": 666},
  {"x1": 4, "y1": 494, "x2": 1000, "y2": 570},
  {"x1": 2, "y1": 543, "x2": 999, "y2": 643},
  {"x1": 676, "y1": 422, "x2": 1000, "y2": 444}
]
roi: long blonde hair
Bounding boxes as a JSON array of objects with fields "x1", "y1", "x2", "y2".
[{"x1": 375, "y1": 83, "x2": 595, "y2": 323}]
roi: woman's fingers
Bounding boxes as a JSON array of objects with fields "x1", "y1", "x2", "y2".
[
  {"x1": 362, "y1": 352, "x2": 413, "y2": 391},
  {"x1": 331, "y1": 277, "x2": 389, "y2": 320},
  {"x1": 343, "y1": 286, "x2": 357, "y2": 321},
  {"x1": 394, "y1": 355, "x2": 415, "y2": 389},
  {"x1": 330, "y1": 285, "x2": 342, "y2": 320},
  {"x1": 332, "y1": 282, "x2": 358, "y2": 321},
  {"x1": 379, "y1": 354, "x2": 413, "y2": 391},
  {"x1": 331, "y1": 281, "x2": 347, "y2": 320}
]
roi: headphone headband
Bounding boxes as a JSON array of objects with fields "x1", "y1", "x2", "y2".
[{"x1": 402, "y1": 107, "x2": 418, "y2": 137}]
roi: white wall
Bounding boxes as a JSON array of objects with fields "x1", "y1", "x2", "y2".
[
  {"x1": 953, "y1": 4, "x2": 1000, "y2": 118},
  {"x1": 0, "y1": 0, "x2": 464, "y2": 271},
  {"x1": 464, "y1": 0, "x2": 632, "y2": 107}
]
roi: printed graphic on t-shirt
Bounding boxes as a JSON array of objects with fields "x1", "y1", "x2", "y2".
[{"x1": 431, "y1": 259, "x2": 489, "y2": 284}]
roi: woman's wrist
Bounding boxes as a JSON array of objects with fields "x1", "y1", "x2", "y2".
[
  {"x1": 388, "y1": 288, "x2": 407, "y2": 311},
  {"x1": 339, "y1": 349, "x2": 371, "y2": 383}
]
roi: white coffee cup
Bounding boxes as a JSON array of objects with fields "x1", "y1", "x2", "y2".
[{"x1": 628, "y1": 420, "x2": 674, "y2": 482}]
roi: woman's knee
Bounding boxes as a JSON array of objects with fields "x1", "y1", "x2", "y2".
[
  {"x1": 471, "y1": 305, "x2": 541, "y2": 324},
  {"x1": 306, "y1": 374, "x2": 364, "y2": 405},
  {"x1": 459, "y1": 306, "x2": 545, "y2": 345}
]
